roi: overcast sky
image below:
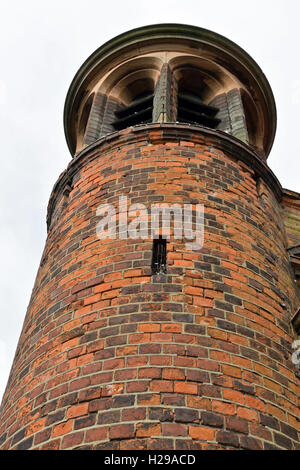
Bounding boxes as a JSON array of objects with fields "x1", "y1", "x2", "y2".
[{"x1": 0, "y1": 0, "x2": 299, "y2": 402}]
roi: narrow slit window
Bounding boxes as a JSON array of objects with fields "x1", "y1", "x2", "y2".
[{"x1": 151, "y1": 237, "x2": 167, "y2": 275}]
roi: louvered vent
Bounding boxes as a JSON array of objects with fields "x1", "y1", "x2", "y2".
[
  {"x1": 177, "y1": 92, "x2": 221, "y2": 129},
  {"x1": 112, "y1": 93, "x2": 154, "y2": 131}
]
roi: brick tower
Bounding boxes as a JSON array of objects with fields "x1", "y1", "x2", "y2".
[{"x1": 1, "y1": 24, "x2": 299, "y2": 451}]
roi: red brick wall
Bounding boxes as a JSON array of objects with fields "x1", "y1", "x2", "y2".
[{"x1": 0, "y1": 124, "x2": 299, "y2": 450}]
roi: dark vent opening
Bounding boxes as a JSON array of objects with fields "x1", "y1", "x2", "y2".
[
  {"x1": 177, "y1": 92, "x2": 221, "y2": 129},
  {"x1": 151, "y1": 237, "x2": 167, "y2": 275},
  {"x1": 112, "y1": 92, "x2": 154, "y2": 131}
]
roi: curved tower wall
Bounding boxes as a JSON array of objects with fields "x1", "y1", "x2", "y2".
[{"x1": 0, "y1": 25, "x2": 299, "y2": 450}]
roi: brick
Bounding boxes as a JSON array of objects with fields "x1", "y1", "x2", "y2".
[
  {"x1": 115, "y1": 368, "x2": 136, "y2": 380},
  {"x1": 85, "y1": 426, "x2": 108, "y2": 442},
  {"x1": 151, "y1": 333, "x2": 173, "y2": 342},
  {"x1": 52, "y1": 420, "x2": 74, "y2": 437},
  {"x1": 280, "y1": 422, "x2": 299, "y2": 441},
  {"x1": 137, "y1": 393, "x2": 161, "y2": 406},
  {"x1": 89, "y1": 398, "x2": 113, "y2": 412},
  {"x1": 201, "y1": 411, "x2": 224, "y2": 428},
  {"x1": 249, "y1": 423, "x2": 272, "y2": 441},
  {"x1": 221, "y1": 364, "x2": 242, "y2": 378},
  {"x1": 11, "y1": 428, "x2": 26, "y2": 446},
  {"x1": 216, "y1": 430, "x2": 239, "y2": 448},
  {"x1": 139, "y1": 368, "x2": 162, "y2": 379},
  {"x1": 150, "y1": 380, "x2": 173, "y2": 393},
  {"x1": 97, "y1": 410, "x2": 120, "y2": 425},
  {"x1": 200, "y1": 384, "x2": 222, "y2": 398},
  {"x1": 139, "y1": 344, "x2": 161, "y2": 354},
  {"x1": 139, "y1": 323, "x2": 160, "y2": 333},
  {"x1": 41, "y1": 439, "x2": 61, "y2": 450},
  {"x1": 245, "y1": 395, "x2": 266, "y2": 412},
  {"x1": 26, "y1": 418, "x2": 47, "y2": 436},
  {"x1": 161, "y1": 323, "x2": 182, "y2": 333},
  {"x1": 126, "y1": 381, "x2": 149, "y2": 393},
  {"x1": 147, "y1": 438, "x2": 174, "y2": 450},
  {"x1": 136, "y1": 423, "x2": 161, "y2": 437},
  {"x1": 274, "y1": 432, "x2": 293, "y2": 450},
  {"x1": 240, "y1": 435, "x2": 263, "y2": 450},
  {"x1": 150, "y1": 355, "x2": 172, "y2": 366},
  {"x1": 103, "y1": 358, "x2": 125, "y2": 370},
  {"x1": 212, "y1": 401, "x2": 235, "y2": 416},
  {"x1": 34, "y1": 428, "x2": 52, "y2": 445},
  {"x1": 129, "y1": 333, "x2": 151, "y2": 344},
  {"x1": 61, "y1": 431, "x2": 84, "y2": 449},
  {"x1": 189, "y1": 426, "x2": 215, "y2": 441},
  {"x1": 16, "y1": 436, "x2": 34, "y2": 450},
  {"x1": 174, "y1": 408, "x2": 199, "y2": 423},
  {"x1": 149, "y1": 408, "x2": 174, "y2": 422},
  {"x1": 110, "y1": 424, "x2": 135, "y2": 440},
  {"x1": 162, "y1": 369, "x2": 185, "y2": 380},
  {"x1": 74, "y1": 415, "x2": 97, "y2": 430},
  {"x1": 78, "y1": 387, "x2": 101, "y2": 402},
  {"x1": 119, "y1": 440, "x2": 146, "y2": 450},
  {"x1": 174, "y1": 382, "x2": 198, "y2": 395},
  {"x1": 237, "y1": 407, "x2": 259, "y2": 422},
  {"x1": 122, "y1": 408, "x2": 146, "y2": 421},
  {"x1": 267, "y1": 404, "x2": 286, "y2": 421},
  {"x1": 233, "y1": 380, "x2": 255, "y2": 395},
  {"x1": 112, "y1": 395, "x2": 135, "y2": 408},
  {"x1": 187, "y1": 396, "x2": 211, "y2": 410},
  {"x1": 223, "y1": 389, "x2": 245, "y2": 405},
  {"x1": 226, "y1": 416, "x2": 248, "y2": 434},
  {"x1": 162, "y1": 423, "x2": 188, "y2": 436},
  {"x1": 66, "y1": 403, "x2": 89, "y2": 419},
  {"x1": 70, "y1": 377, "x2": 91, "y2": 392},
  {"x1": 186, "y1": 370, "x2": 209, "y2": 383}
]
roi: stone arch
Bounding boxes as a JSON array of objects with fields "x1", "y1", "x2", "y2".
[
  {"x1": 169, "y1": 55, "x2": 237, "y2": 103},
  {"x1": 168, "y1": 55, "x2": 235, "y2": 129},
  {"x1": 89, "y1": 56, "x2": 163, "y2": 138}
]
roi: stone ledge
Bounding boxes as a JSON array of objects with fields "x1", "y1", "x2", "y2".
[{"x1": 47, "y1": 123, "x2": 282, "y2": 230}]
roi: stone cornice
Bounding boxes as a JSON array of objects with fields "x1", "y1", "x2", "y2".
[{"x1": 47, "y1": 123, "x2": 282, "y2": 230}]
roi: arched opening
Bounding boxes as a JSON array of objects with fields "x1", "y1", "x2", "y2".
[
  {"x1": 173, "y1": 65, "x2": 222, "y2": 129},
  {"x1": 96, "y1": 57, "x2": 162, "y2": 134},
  {"x1": 111, "y1": 77, "x2": 155, "y2": 131}
]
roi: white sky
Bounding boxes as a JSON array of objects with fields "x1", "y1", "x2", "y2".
[{"x1": 0, "y1": 0, "x2": 299, "y2": 402}]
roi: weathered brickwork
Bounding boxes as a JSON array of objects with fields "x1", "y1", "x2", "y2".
[
  {"x1": 0, "y1": 124, "x2": 299, "y2": 450},
  {"x1": 282, "y1": 189, "x2": 300, "y2": 248}
]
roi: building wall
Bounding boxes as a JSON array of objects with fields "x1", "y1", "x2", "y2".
[{"x1": 0, "y1": 124, "x2": 299, "y2": 450}]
